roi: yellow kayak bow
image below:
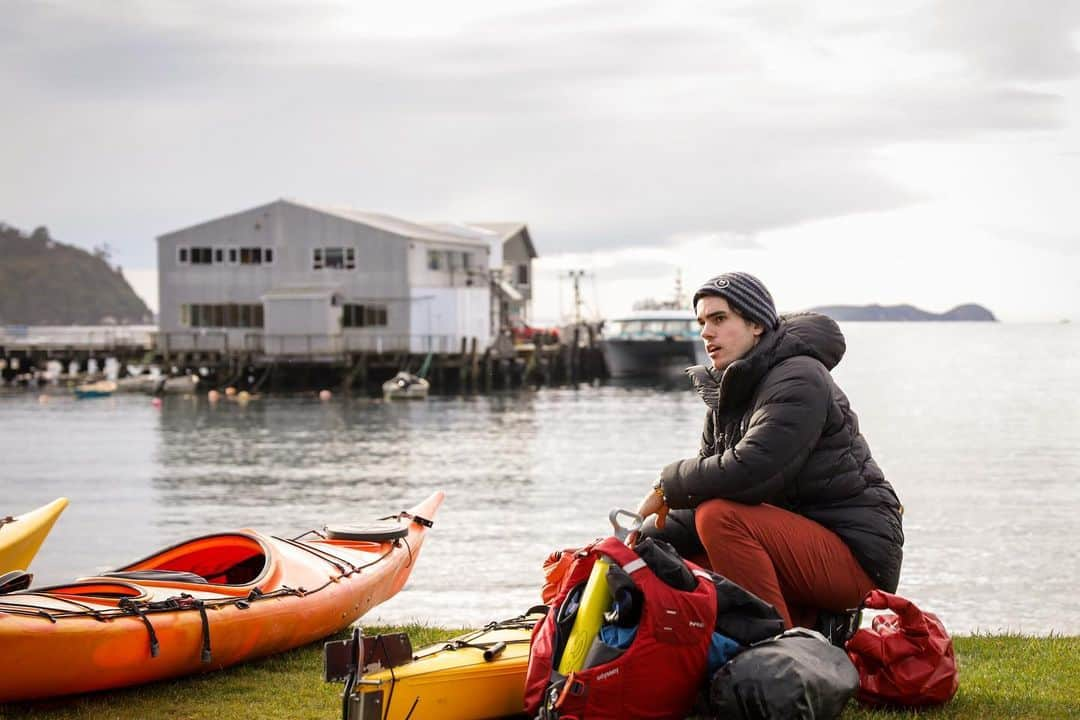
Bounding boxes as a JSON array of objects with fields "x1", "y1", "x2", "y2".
[{"x1": 0, "y1": 497, "x2": 69, "y2": 573}]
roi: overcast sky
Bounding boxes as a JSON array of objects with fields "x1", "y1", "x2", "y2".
[{"x1": 3, "y1": 1, "x2": 1078, "y2": 322}]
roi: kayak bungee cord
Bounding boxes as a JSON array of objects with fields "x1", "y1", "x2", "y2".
[
  {"x1": 410, "y1": 612, "x2": 543, "y2": 662},
  {"x1": 273, "y1": 536, "x2": 358, "y2": 574},
  {"x1": 17, "y1": 591, "x2": 110, "y2": 619}
]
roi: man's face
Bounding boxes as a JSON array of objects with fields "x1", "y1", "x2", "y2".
[{"x1": 696, "y1": 295, "x2": 764, "y2": 372}]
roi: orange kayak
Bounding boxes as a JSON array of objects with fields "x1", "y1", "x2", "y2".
[{"x1": 0, "y1": 491, "x2": 443, "y2": 703}]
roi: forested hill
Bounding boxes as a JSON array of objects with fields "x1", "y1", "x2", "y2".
[
  {"x1": 0, "y1": 223, "x2": 152, "y2": 325},
  {"x1": 808, "y1": 303, "x2": 998, "y2": 322}
]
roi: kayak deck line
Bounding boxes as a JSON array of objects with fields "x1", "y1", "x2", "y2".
[
  {"x1": 0, "y1": 533, "x2": 403, "y2": 623},
  {"x1": 413, "y1": 613, "x2": 541, "y2": 661}
]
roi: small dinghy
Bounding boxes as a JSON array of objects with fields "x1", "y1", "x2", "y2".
[
  {"x1": 0, "y1": 492, "x2": 443, "y2": 703},
  {"x1": 382, "y1": 371, "x2": 430, "y2": 400},
  {"x1": 73, "y1": 380, "x2": 117, "y2": 399}
]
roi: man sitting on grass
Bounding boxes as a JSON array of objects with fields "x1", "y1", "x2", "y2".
[{"x1": 636, "y1": 272, "x2": 904, "y2": 636}]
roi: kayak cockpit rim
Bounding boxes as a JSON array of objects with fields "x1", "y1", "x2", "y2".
[{"x1": 101, "y1": 531, "x2": 274, "y2": 590}]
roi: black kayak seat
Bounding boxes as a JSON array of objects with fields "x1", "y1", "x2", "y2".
[
  {"x1": 0, "y1": 570, "x2": 33, "y2": 594},
  {"x1": 102, "y1": 570, "x2": 209, "y2": 584},
  {"x1": 324, "y1": 520, "x2": 407, "y2": 542}
]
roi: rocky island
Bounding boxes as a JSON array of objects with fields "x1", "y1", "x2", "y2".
[{"x1": 808, "y1": 303, "x2": 997, "y2": 322}]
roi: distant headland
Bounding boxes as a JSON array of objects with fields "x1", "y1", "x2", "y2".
[
  {"x1": 0, "y1": 223, "x2": 152, "y2": 325},
  {"x1": 808, "y1": 303, "x2": 997, "y2": 322}
]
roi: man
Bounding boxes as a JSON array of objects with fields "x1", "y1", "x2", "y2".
[{"x1": 636, "y1": 272, "x2": 904, "y2": 631}]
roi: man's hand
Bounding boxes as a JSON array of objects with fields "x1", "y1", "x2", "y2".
[{"x1": 635, "y1": 488, "x2": 669, "y2": 530}]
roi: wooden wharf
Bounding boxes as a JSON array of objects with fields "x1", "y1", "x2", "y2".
[{"x1": 1, "y1": 326, "x2": 607, "y2": 394}]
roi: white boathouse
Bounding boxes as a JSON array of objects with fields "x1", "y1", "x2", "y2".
[{"x1": 156, "y1": 200, "x2": 535, "y2": 358}]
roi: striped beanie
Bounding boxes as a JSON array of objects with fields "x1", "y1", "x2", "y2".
[{"x1": 692, "y1": 272, "x2": 779, "y2": 330}]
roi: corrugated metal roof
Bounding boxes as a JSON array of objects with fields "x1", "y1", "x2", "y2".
[
  {"x1": 286, "y1": 200, "x2": 491, "y2": 247},
  {"x1": 422, "y1": 222, "x2": 502, "y2": 241},
  {"x1": 465, "y1": 222, "x2": 527, "y2": 238},
  {"x1": 158, "y1": 199, "x2": 527, "y2": 253},
  {"x1": 467, "y1": 222, "x2": 537, "y2": 259}
]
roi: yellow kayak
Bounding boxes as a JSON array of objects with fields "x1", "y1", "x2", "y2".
[
  {"x1": 344, "y1": 610, "x2": 542, "y2": 720},
  {"x1": 0, "y1": 497, "x2": 69, "y2": 573}
]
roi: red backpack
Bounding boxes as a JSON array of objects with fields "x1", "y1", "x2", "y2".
[{"x1": 524, "y1": 536, "x2": 717, "y2": 720}]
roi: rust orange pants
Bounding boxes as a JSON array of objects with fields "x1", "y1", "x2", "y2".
[{"x1": 647, "y1": 499, "x2": 876, "y2": 629}]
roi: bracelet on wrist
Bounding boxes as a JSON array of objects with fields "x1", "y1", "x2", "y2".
[{"x1": 652, "y1": 478, "x2": 666, "y2": 503}]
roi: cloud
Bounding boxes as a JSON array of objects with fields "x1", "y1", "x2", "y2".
[
  {"x1": 1, "y1": 0, "x2": 1078, "y2": 273},
  {"x1": 912, "y1": 0, "x2": 1080, "y2": 82},
  {"x1": 666, "y1": 231, "x2": 764, "y2": 250},
  {"x1": 986, "y1": 226, "x2": 1079, "y2": 255}
]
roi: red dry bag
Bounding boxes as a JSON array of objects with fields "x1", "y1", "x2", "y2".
[{"x1": 845, "y1": 590, "x2": 959, "y2": 707}]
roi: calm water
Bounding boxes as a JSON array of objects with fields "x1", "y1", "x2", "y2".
[{"x1": 2, "y1": 323, "x2": 1078, "y2": 635}]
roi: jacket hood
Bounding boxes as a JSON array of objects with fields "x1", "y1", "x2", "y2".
[
  {"x1": 775, "y1": 312, "x2": 845, "y2": 371},
  {"x1": 685, "y1": 312, "x2": 846, "y2": 412}
]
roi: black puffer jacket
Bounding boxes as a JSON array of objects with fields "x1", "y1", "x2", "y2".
[{"x1": 660, "y1": 313, "x2": 904, "y2": 592}]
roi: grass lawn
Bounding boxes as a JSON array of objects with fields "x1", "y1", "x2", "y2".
[{"x1": 1, "y1": 629, "x2": 1076, "y2": 720}]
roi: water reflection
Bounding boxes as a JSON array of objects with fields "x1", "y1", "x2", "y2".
[{"x1": 151, "y1": 394, "x2": 542, "y2": 526}]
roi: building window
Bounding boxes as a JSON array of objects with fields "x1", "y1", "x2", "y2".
[
  {"x1": 214, "y1": 249, "x2": 223, "y2": 263},
  {"x1": 240, "y1": 247, "x2": 263, "y2": 264},
  {"x1": 181, "y1": 303, "x2": 265, "y2": 328},
  {"x1": 462, "y1": 252, "x2": 472, "y2": 270},
  {"x1": 314, "y1": 247, "x2": 355, "y2": 270},
  {"x1": 264, "y1": 248, "x2": 273, "y2": 264},
  {"x1": 229, "y1": 248, "x2": 238, "y2": 263},
  {"x1": 517, "y1": 264, "x2": 529, "y2": 285},
  {"x1": 428, "y1": 250, "x2": 441, "y2": 270},
  {"x1": 224, "y1": 304, "x2": 239, "y2": 327},
  {"x1": 325, "y1": 247, "x2": 344, "y2": 269},
  {"x1": 343, "y1": 303, "x2": 388, "y2": 328},
  {"x1": 191, "y1": 247, "x2": 213, "y2": 264},
  {"x1": 178, "y1": 248, "x2": 188, "y2": 263}
]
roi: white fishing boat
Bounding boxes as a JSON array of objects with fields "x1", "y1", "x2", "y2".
[
  {"x1": 599, "y1": 308, "x2": 707, "y2": 378},
  {"x1": 599, "y1": 274, "x2": 710, "y2": 379}
]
